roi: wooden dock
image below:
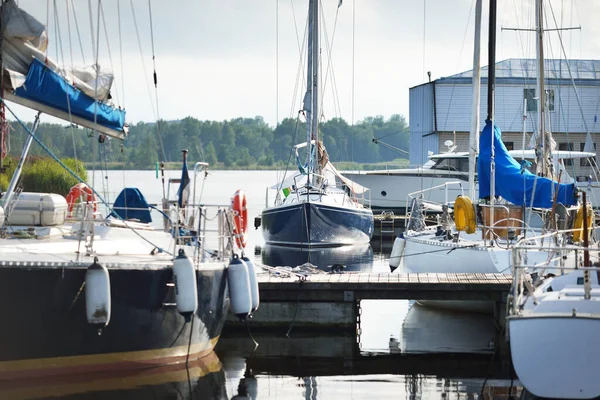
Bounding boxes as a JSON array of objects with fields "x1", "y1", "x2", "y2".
[
  {"x1": 231, "y1": 272, "x2": 513, "y2": 355},
  {"x1": 258, "y1": 272, "x2": 512, "y2": 302}
]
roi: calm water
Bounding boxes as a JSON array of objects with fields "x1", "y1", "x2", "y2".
[{"x1": 4, "y1": 170, "x2": 524, "y2": 399}]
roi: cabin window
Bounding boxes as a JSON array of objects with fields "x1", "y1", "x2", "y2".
[
  {"x1": 524, "y1": 88, "x2": 555, "y2": 112},
  {"x1": 430, "y1": 157, "x2": 469, "y2": 173},
  {"x1": 580, "y1": 142, "x2": 597, "y2": 167},
  {"x1": 503, "y1": 141, "x2": 514, "y2": 150},
  {"x1": 558, "y1": 143, "x2": 573, "y2": 166}
]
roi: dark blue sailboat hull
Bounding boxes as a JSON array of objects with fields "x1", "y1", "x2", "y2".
[{"x1": 261, "y1": 202, "x2": 374, "y2": 247}]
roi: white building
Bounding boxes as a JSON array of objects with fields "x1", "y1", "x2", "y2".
[{"x1": 409, "y1": 58, "x2": 600, "y2": 181}]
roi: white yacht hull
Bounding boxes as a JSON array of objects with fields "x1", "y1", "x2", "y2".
[
  {"x1": 509, "y1": 316, "x2": 600, "y2": 399},
  {"x1": 403, "y1": 233, "x2": 510, "y2": 274},
  {"x1": 342, "y1": 171, "x2": 469, "y2": 213}
]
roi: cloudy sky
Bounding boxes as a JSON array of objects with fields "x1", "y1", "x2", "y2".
[{"x1": 10, "y1": 0, "x2": 600, "y2": 127}]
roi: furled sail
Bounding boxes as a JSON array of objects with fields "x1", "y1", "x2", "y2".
[
  {"x1": 478, "y1": 120, "x2": 576, "y2": 208},
  {"x1": 1, "y1": 0, "x2": 127, "y2": 139}
]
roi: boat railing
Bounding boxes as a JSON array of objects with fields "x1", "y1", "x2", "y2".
[
  {"x1": 405, "y1": 181, "x2": 464, "y2": 217},
  {"x1": 509, "y1": 238, "x2": 600, "y2": 316},
  {"x1": 162, "y1": 202, "x2": 236, "y2": 263}
]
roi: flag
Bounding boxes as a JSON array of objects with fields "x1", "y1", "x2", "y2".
[
  {"x1": 177, "y1": 158, "x2": 190, "y2": 208},
  {"x1": 584, "y1": 131, "x2": 595, "y2": 153},
  {"x1": 282, "y1": 187, "x2": 291, "y2": 197}
]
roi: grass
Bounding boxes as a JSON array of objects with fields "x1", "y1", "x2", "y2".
[{"x1": 0, "y1": 156, "x2": 88, "y2": 196}]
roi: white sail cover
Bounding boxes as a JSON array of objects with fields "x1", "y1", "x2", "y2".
[
  {"x1": 1, "y1": 0, "x2": 114, "y2": 102},
  {"x1": 1, "y1": 0, "x2": 47, "y2": 50}
]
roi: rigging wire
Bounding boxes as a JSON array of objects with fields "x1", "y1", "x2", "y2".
[
  {"x1": 65, "y1": 0, "x2": 74, "y2": 72},
  {"x1": 117, "y1": 0, "x2": 125, "y2": 109},
  {"x1": 128, "y1": 0, "x2": 166, "y2": 161},
  {"x1": 352, "y1": 0, "x2": 355, "y2": 126},
  {"x1": 289, "y1": 0, "x2": 308, "y2": 119},
  {"x1": 70, "y1": 0, "x2": 87, "y2": 64},
  {"x1": 46, "y1": 0, "x2": 50, "y2": 60},
  {"x1": 1, "y1": 99, "x2": 173, "y2": 256},
  {"x1": 319, "y1": 1, "x2": 342, "y2": 120},
  {"x1": 53, "y1": 1, "x2": 81, "y2": 177},
  {"x1": 92, "y1": 0, "x2": 102, "y2": 192},
  {"x1": 440, "y1": 0, "x2": 475, "y2": 136},
  {"x1": 275, "y1": 0, "x2": 278, "y2": 126},
  {"x1": 98, "y1": 1, "x2": 121, "y2": 107},
  {"x1": 147, "y1": 0, "x2": 166, "y2": 163},
  {"x1": 87, "y1": 0, "x2": 96, "y2": 60}
]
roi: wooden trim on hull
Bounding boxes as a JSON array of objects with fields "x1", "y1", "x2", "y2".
[
  {"x1": 0, "y1": 337, "x2": 219, "y2": 380},
  {"x1": 0, "y1": 350, "x2": 222, "y2": 399}
]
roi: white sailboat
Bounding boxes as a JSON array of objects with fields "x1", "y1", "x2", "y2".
[
  {"x1": 506, "y1": 3, "x2": 600, "y2": 397},
  {"x1": 508, "y1": 223, "x2": 600, "y2": 399},
  {"x1": 0, "y1": 1, "x2": 255, "y2": 379},
  {"x1": 259, "y1": 0, "x2": 373, "y2": 248},
  {"x1": 391, "y1": 0, "x2": 591, "y2": 314}
]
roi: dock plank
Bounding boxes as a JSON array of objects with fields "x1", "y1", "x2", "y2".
[{"x1": 257, "y1": 272, "x2": 511, "y2": 302}]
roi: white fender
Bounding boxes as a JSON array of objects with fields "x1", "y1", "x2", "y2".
[
  {"x1": 85, "y1": 258, "x2": 111, "y2": 327},
  {"x1": 173, "y1": 249, "x2": 198, "y2": 321},
  {"x1": 389, "y1": 235, "x2": 406, "y2": 271},
  {"x1": 228, "y1": 254, "x2": 252, "y2": 320},
  {"x1": 242, "y1": 255, "x2": 260, "y2": 313}
]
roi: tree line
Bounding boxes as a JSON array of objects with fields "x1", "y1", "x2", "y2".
[{"x1": 5, "y1": 114, "x2": 409, "y2": 169}]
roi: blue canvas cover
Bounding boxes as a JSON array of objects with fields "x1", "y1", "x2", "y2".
[
  {"x1": 478, "y1": 120, "x2": 576, "y2": 208},
  {"x1": 111, "y1": 188, "x2": 152, "y2": 223},
  {"x1": 14, "y1": 59, "x2": 126, "y2": 133}
]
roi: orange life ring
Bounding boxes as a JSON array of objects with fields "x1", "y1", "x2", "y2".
[
  {"x1": 231, "y1": 189, "x2": 248, "y2": 249},
  {"x1": 66, "y1": 183, "x2": 97, "y2": 217}
]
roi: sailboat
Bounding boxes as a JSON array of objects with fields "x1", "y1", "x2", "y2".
[
  {"x1": 391, "y1": 0, "x2": 591, "y2": 313},
  {"x1": 505, "y1": 2, "x2": 600, "y2": 398},
  {"x1": 0, "y1": 1, "x2": 253, "y2": 379},
  {"x1": 259, "y1": 0, "x2": 374, "y2": 248}
]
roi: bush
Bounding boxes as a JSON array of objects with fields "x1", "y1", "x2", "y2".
[{"x1": 0, "y1": 156, "x2": 88, "y2": 196}]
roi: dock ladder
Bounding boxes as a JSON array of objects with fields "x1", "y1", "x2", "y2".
[{"x1": 379, "y1": 211, "x2": 395, "y2": 252}]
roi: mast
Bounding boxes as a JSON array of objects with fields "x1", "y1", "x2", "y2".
[
  {"x1": 487, "y1": 0, "x2": 497, "y2": 204},
  {"x1": 535, "y1": 0, "x2": 548, "y2": 177},
  {"x1": 312, "y1": 0, "x2": 319, "y2": 171},
  {"x1": 303, "y1": 0, "x2": 319, "y2": 185},
  {"x1": 468, "y1": 0, "x2": 482, "y2": 201}
]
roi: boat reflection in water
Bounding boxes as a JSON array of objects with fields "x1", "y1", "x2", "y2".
[
  {"x1": 260, "y1": 243, "x2": 374, "y2": 272},
  {"x1": 0, "y1": 352, "x2": 227, "y2": 400},
  {"x1": 216, "y1": 327, "x2": 517, "y2": 399},
  {"x1": 399, "y1": 302, "x2": 497, "y2": 354}
]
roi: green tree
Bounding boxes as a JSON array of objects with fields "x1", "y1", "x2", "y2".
[{"x1": 204, "y1": 142, "x2": 218, "y2": 166}]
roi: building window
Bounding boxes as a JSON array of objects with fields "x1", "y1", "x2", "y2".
[
  {"x1": 547, "y1": 90, "x2": 555, "y2": 111},
  {"x1": 503, "y1": 141, "x2": 514, "y2": 151},
  {"x1": 580, "y1": 142, "x2": 597, "y2": 167},
  {"x1": 558, "y1": 143, "x2": 573, "y2": 166},
  {"x1": 524, "y1": 89, "x2": 536, "y2": 112},
  {"x1": 524, "y1": 88, "x2": 555, "y2": 112}
]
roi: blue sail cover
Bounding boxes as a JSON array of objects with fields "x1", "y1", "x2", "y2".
[
  {"x1": 478, "y1": 120, "x2": 576, "y2": 208},
  {"x1": 110, "y1": 188, "x2": 152, "y2": 223},
  {"x1": 14, "y1": 58, "x2": 126, "y2": 133}
]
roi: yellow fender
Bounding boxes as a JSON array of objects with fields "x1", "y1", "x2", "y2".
[
  {"x1": 573, "y1": 203, "x2": 594, "y2": 242},
  {"x1": 454, "y1": 195, "x2": 476, "y2": 234}
]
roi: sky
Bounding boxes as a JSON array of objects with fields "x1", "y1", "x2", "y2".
[{"x1": 9, "y1": 0, "x2": 600, "y2": 128}]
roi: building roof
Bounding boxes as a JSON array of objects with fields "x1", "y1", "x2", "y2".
[{"x1": 445, "y1": 58, "x2": 600, "y2": 81}]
